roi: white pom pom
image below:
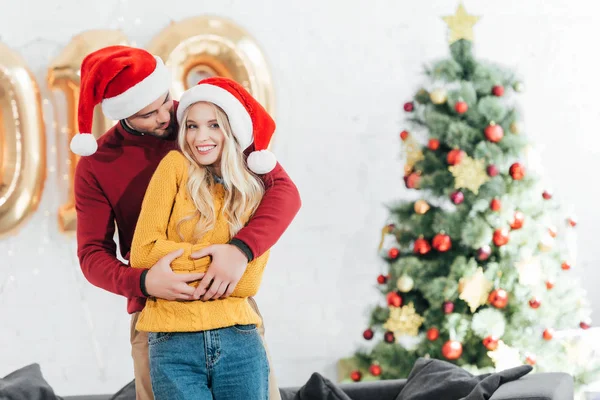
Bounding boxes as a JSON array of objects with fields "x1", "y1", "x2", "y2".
[
  {"x1": 247, "y1": 150, "x2": 276, "y2": 174},
  {"x1": 70, "y1": 133, "x2": 98, "y2": 156}
]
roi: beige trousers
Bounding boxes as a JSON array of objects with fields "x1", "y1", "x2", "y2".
[{"x1": 130, "y1": 298, "x2": 281, "y2": 400}]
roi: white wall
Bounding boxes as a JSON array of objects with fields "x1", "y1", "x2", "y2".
[{"x1": 1, "y1": 0, "x2": 600, "y2": 396}]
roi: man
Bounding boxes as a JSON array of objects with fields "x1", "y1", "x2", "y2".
[{"x1": 72, "y1": 46, "x2": 300, "y2": 400}]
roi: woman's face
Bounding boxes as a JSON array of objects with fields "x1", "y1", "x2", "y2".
[{"x1": 185, "y1": 102, "x2": 225, "y2": 169}]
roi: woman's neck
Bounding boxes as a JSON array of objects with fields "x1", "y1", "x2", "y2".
[{"x1": 208, "y1": 165, "x2": 222, "y2": 182}]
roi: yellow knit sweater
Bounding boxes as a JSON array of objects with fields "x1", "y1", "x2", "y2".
[{"x1": 130, "y1": 150, "x2": 269, "y2": 333}]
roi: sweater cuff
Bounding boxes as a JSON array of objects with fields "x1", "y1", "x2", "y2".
[
  {"x1": 140, "y1": 269, "x2": 150, "y2": 297},
  {"x1": 229, "y1": 238, "x2": 254, "y2": 262}
]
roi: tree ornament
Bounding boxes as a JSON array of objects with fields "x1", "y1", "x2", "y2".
[
  {"x1": 490, "y1": 198, "x2": 502, "y2": 212},
  {"x1": 447, "y1": 148, "x2": 465, "y2": 165},
  {"x1": 404, "y1": 102, "x2": 414, "y2": 112},
  {"x1": 455, "y1": 100, "x2": 468, "y2": 114},
  {"x1": 513, "y1": 81, "x2": 525, "y2": 92},
  {"x1": 386, "y1": 291, "x2": 403, "y2": 307},
  {"x1": 363, "y1": 328, "x2": 374, "y2": 340},
  {"x1": 509, "y1": 121, "x2": 522, "y2": 134},
  {"x1": 442, "y1": 340, "x2": 463, "y2": 360},
  {"x1": 384, "y1": 331, "x2": 395, "y2": 343},
  {"x1": 542, "y1": 190, "x2": 552, "y2": 200},
  {"x1": 548, "y1": 226, "x2": 557, "y2": 238},
  {"x1": 529, "y1": 297, "x2": 541, "y2": 309},
  {"x1": 493, "y1": 228, "x2": 510, "y2": 246},
  {"x1": 477, "y1": 245, "x2": 492, "y2": 261},
  {"x1": 414, "y1": 237, "x2": 432, "y2": 255},
  {"x1": 403, "y1": 135, "x2": 425, "y2": 175},
  {"x1": 509, "y1": 163, "x2": 525, "y2": 180},
  {"x1": 488, "y1": 288, "x2": 509, "y2": 308},
  {"x1": 369, "y1": 364, "x2": 382, "y2": 377},
  {"x1": 580, "y1": 320, "x2": 592, "y2": 330},
  {"x1": 538, "y1": 233, "x2": 554, "y2": 252},
  {"x1": 350, "y1": 370, "x2": 362, "y2": 382},
  {"x1": 430, "y1": 88, "x2": 448, "y2": 104},
  {"x1": 383, "y1": 302, "x2": 425, "y2": 336},
  {"x1": 487, "y1": 164, "x2": 499, "y2": 177},
  {"x1": 483, "y1": 335, "x2": 499, "y2": 351},
  {"x1": 405, "y1": 172, "x2": 421, "y2": 189},
  {"x1": 400, "y1": 130, "x2": 410, "y2": 141},
  {"x1": 459, "y1": 267, "x2": 493, "y2": 313},
  {"x1": 487, "y1": 341, "x2": 522, "y2": 372},
  {"x1": 546, "y1": 280, "x2": 555, "y2": 290},
  {"x1": 443, "y1": 301, "x2": 455, "y2": 314},
  {"x1": 561, "y1": 261, "x2": 571, "y2": 271},
  {"x1": 442, "y1": 3, "x2": 481, "y2": 44},
  {"x1": 414, "y1": 200, "x2": 430, "y2": 215},
  {"x1": 450, "y1": 190, "x2": 465, "y2": 205},
  {"x1": 388, "y1": 248, "x2": 400, "y2": 259},
  {"x1": 525, "y1": 354, "x2": 536, "y2": 366},
  {"x1": 397, "y1": 275, "x2": 414, "y2": 292},
  {"x1": 432, "y1": 233, "x2": 452, "y2": 252},
  {"x1": 427, "y1": 327, "x2": 440, "y2": 341},
  {"x1": 492, "y1": 85, "x2": 505, "y2": 97},
  {"x1": 567, "y1": 217, "x2": 577, "y2": 227},
  {"x1": 543, "y1": 328, "x2": 554, "y2": 341},
  {"x1": 428, "y1": 138, "x2": 440, "y2": 150},
  {"x1": 485, "y1": 122, "x2": 504, "y2": 142},
  {"x1": 377, "y1": 274, "x2": 388, "y2": 285},
  {"x1": 510, "y1": 211, "x2": 525, "y2": 230},
  {"x1": 449, "y1": 155, "x2": 490, "y2": 194}
]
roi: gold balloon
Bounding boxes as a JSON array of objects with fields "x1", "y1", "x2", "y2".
[
  {"x1": 397, "y1": 275, "x2": 414, "y2": 292},
  {"x1": 0, "y1": 42, "x2": 46, "y2": 238},
  {"x1": 509, "y1": 121, "x2": 521, "y2": 134},
  {"x1": 430, "y1": 88, "x2": 447, "y2": 104},
  {"x1": 147, "y1": 16, "x2": 275, "y2": 120},
  {"x1": 47, "y1": 30, "x2": 129, "y2": 233},
  {"x1": 414, "y1": 200, "x2": 430, "y2": 215}
]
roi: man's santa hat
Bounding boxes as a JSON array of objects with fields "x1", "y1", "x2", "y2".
[
  {"x1": 70, "y1": 45, "x2": 170, "y2": 156},
  {"x1": 177, "y1": 77, "x2": 277, "y2": 174}
]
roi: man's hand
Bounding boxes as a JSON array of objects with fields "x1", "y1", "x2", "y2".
[
  {"x1": 190, "y1": 244, "x2": 249, "y2": 301},
  {"x1": 145, "y1": 249, "x2": 205, "y2": 301}
]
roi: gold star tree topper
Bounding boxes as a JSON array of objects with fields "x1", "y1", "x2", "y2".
[
  {"x1": 383, "y1": 302, "x2": 425, "y2": 336},
  {"x1": 442, "y1": 3, "x2": 481, "y2": 44},
  {"x1": 449, "y1": 155, "x2": 490, "y2": 194},
  {"x1": 459, "y1": 267, "x2": 493, "y2": 313}
]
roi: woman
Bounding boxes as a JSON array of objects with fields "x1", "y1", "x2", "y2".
[{"x1": 130, "y1": 77, "x2": 281, "y2": 400}]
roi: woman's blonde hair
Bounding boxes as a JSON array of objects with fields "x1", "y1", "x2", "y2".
[{"x1": 177, "y1": 101, "x2": 264, "y2": 240}]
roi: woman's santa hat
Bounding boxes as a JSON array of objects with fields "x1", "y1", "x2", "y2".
[
  {"x1": 176, "y1": 77, "x2": 277, "y2": 174},
  {"x1": 70, "y1": 45, "x2": 170, "y2": 156}
]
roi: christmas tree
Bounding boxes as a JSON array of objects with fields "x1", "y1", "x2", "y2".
[{"x1": 346, "y1": 3, "x2": 599, "y2": 388}]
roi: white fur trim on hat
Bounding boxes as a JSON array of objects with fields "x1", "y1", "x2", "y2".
[
  {"x1": 101, "y1": 57, "x2": 171, "y2": 120},
  {"x1": 177, "y1": 84, "x2": 253, "y2": 149},
  {"x1": 247, "y1": 150, "x2": 276, "y2": 174},
  {"x1": 70, "y1": 133, "x2": 98, "y2": 156}
]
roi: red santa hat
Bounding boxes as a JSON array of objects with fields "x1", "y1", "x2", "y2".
[
  {"x1": 176, "y1": 77, "x2": 277, "y2": 174},
  {"x1": 70, "y1": 45, "x2": 171, "y2": 156}
]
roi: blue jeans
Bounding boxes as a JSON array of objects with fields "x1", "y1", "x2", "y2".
[{"x1": 148, "y1": 325, "x2": 269, "y2": 400}]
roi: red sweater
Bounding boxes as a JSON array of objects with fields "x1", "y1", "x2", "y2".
[{"x1": 74, "y1": 104, "x2": 301, "y2": 314}]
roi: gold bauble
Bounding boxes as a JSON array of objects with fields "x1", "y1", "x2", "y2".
[
  {"x1": 513, "y1": 82, "x2": 525, "y2": 92},
  {"x1": 430, "y1": 88, "x2": 448, "y2": 104},
  {"x1": 538, "y1": 233, "x2": 554, "y2": 252},
  {"x1": 414, "y1": 200, "x2": 430, "y2": 215},
  {"x1": 509, "y1": 122, "x2": 521, "y2": 134},
  {"x1": 397, "y1": 275, "x2": 415, "y2": 292}
]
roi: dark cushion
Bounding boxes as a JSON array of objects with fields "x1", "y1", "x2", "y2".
[
  {"x1": 109, "y1": 380, "x2": 135, "y2": 400},
  {"x1": 280, "y1": 372, "x2": 352, "y2": 400},
  {"x1": 396, "y1": 358, "x2": 532, "y2": 400},
  {"x1": 0, "y1": 364, "x2": 59, "y2": 400}
]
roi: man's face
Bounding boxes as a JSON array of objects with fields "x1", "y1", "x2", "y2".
[{"x1": 125, "y1": 92, "x2": 174, "y2": 137}]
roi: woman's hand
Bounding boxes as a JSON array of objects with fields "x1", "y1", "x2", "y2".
[{"x1": 190, "y1": 244, "x2": 249, "y2": 301}]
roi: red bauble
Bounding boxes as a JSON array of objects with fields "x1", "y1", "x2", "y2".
[
  {"x1": 490, "y1": 198, "x2": 502, "y2": 212},
  {"x1": 428, "y1": 138, "x2": 440, "y2": 150},
  {"x1": 568, "y1": 217, "x2": 577, "y2": 227},
  {"x1": 580, "y1": 320, "x2": 592, "y2": 330},
  {"x1": 525, "y1": 354, "x2": 537, "y2": 366},
  {"x1": 442, "y1": 340, "x2": 463, "y2": 360},
  {"x1": 493, "y1": 228, "x2": 510, "y2": 246},
  {"x1": 386, "y1": 291, "x2": 403, "y2": 308},
  {"x1": 561, "y1": 261, "x2": 571, "y2": 271},
  {"x1": 509, "y1": 163, "x2": 525, "y2": 180},
  {"x1": 477, "y1": 245, "x2": 492, "y2": 261},
  {"x1": 492, "y1": 85, "x2": 505, "y2": 97},
  {"x1": 455, "y1": 101, "x2": 468, "y2": 114},
  {"x1": 545, "y1": 280, "x2": 555, "y2": 290},
  {"x1": 369, "y1": 364, "x2": 382, "y2": 377},
  {"x1": 377, "y1": 274, "x2": 388, "y2": 284},
  {"x1": 414, "y1": 237, "x2": 432, "y2": 255},
  {"x1": 542, "y1": 190, "x2": 553, "y2": 200},
  {"x1": 485, "y1": 122, "x2": 504, "y2": 142},
  {"x1": 363, "y1": 328, "x2": 374, "y2": 340},
  {"x1": 442, "y1": 301, "x2": 455, "y2": 314},
  {"x1": 487, "y1": 164, "x2": 499, "y2": 177},
  {"x1": 488, "y1": 289, "x2": 509, "y2": 308},
  {"x1": 543, "y1": 328, "x2": 554, "y2": 341},
  {"x1": 384, "y1": 331, "x2": 395, "y2": 343},
  {"x1": 427, "y1": 327, "x2": 440, "y2": 341},
  {"x1": 450, "y1": 191, "x2": 465, "y2": 205},
  {"x1": 447, "y1": 149, "x2": 465, "y2": 165},
  {"x1": 400, "y1": 130, "x2": 410, "y2": 141},
  {"x1": 404, "y1": 102, "x2": 414, "y2": 112},
  {"x1": 405, "y1": 173, "x2": 421, "y2": 189},
  {"x1": 529, "y1": 297, "x2": 541, "y2": 309},
  {"x1": 482, "y1": 335, "x2": 499, "y2": 351},
  {"x1": 388, "y1": 248, "x2": 400, "y2": 259},
  {"x1": 432, "y1": 233, "x2": 452, "y2": 252},
  {"x1": 350, "y1": 370, "x2": 362, "y2": 382},
  {"x1": 510, "y1": 211, "x2": 525, "y2": 230}
]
